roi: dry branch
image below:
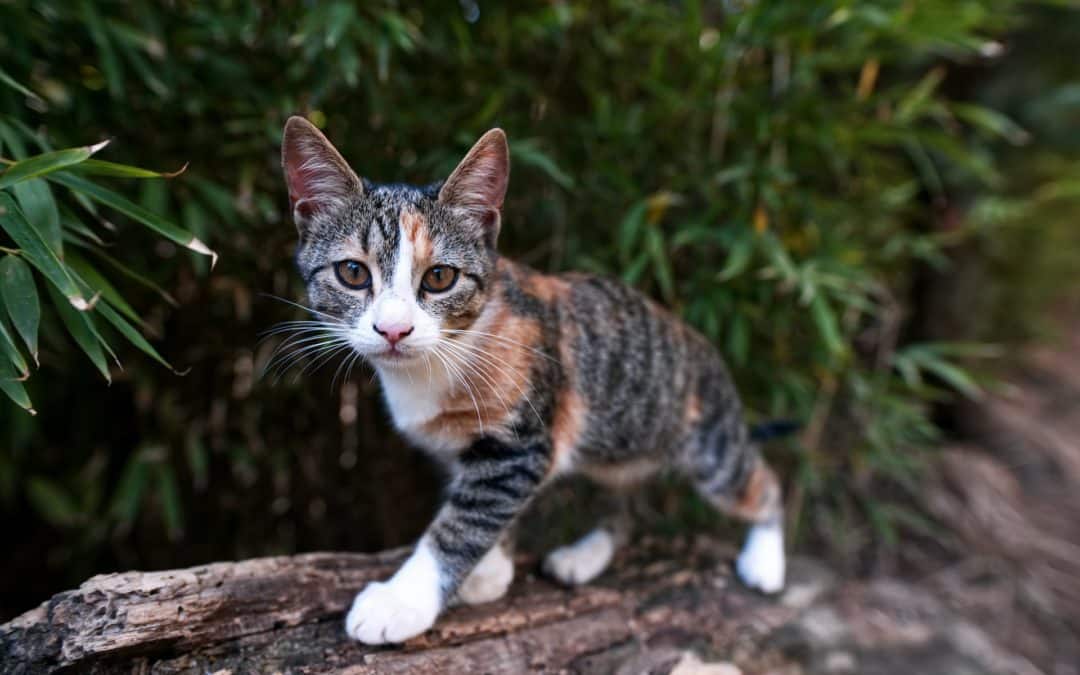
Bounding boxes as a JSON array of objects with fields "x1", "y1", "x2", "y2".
[{"x1": 1, "y1": 538, "x2": 817, "y2": 674}]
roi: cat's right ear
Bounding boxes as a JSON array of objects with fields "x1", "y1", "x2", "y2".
[{"x1": 281, "y1": 116, "x2": 362, "y2": 232}]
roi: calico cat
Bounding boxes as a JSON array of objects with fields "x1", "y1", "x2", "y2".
[{"x1": 280, "y1": 117, "x2": 786, "y2": 645}]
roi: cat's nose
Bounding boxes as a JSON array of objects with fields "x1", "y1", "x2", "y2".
[{"x1": 373, "y1": 322, "x2": 414, "y2": 345}]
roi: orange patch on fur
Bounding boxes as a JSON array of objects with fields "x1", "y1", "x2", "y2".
[
  {"x1": 732, "y1": 461, "x2": 781, "y2": 523},
  {"x1": 684, "y1": 393, "x2": 702, "y2": 426},
  {"x1": 550, "y1": 388, "x2": 586, "y2": 476},
  {"x1": 400, "y1": 209, "x2": 433, "y2": 263},
  {"x1": 523, "y1": 272, "x2": 571, "y2": 303},
  {"x1": 420, "y1": 297, "x2": 543, "y2": 443}
]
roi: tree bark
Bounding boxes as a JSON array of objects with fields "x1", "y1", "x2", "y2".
[{"x1": 0, "y1": 537, "x2": 812, "y2": 674}]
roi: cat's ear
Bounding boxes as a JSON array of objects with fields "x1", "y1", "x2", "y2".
[
  {"x1": 439, "y1": 128, "x2": 509, "y2": 245},
  {"x1": 281, "y1": 116, "x2": 362, "y2": 232}
]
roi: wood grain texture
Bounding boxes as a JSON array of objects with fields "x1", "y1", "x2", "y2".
[{"x1": 1, "y1": 538, "x2": 809, "y2": 674}]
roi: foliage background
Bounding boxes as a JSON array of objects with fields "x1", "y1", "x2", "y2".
[{"x1": 1, "y1": 0, "x2": 1078, "y2": 619}]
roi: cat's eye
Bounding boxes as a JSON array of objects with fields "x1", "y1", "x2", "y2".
[
  {"x1": 421, "y1": 265, "x2": 459, "y2": 294},
  {"x1": 334, "y1": 260, "x2": 372, "y2": 290}
]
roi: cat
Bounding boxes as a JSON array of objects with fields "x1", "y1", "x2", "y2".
[{"x1": 280, "y1": 116, "x2": 786, "y2": 645}]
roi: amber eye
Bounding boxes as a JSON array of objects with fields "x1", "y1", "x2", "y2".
[
  {"x1": 334, "y1": 260, "x2": 372, "y2": 290},
  {"x1": 421, "y1": 265, "x2": 459, "y2": 294}
]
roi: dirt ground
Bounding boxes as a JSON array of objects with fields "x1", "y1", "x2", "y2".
[{"x1": 730, "y1": 318, "x2": 1080, "y2": 675}]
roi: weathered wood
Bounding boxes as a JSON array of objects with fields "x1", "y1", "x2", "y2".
[{"x1": 0, "y1": 538, "x2": 812, "y2": 674}]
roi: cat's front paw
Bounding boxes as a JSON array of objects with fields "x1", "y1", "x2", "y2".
[{"x1": 344, "y1": 581, "x2": 438, "y2": 644}]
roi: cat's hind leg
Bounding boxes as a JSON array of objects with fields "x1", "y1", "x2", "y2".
[
  {"x1": 688, "y1": 425, "x2": 785, "y2": 593},
  {"x1": 457, "y1": 532, "x2": 515, "y2": 605},
  {"x1": 542, "y1": 497, "x2": 631, "y2": 586}
]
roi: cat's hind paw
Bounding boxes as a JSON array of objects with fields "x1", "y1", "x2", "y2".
[
  {"x1": 542, "y1": 529, "x2": 615, "y2": 586},
  {"x1": 458, "y1": 545, "x2": 514, "y2": 605},
  {"x1": 735, "y1": 520, "x2": 785, "y2": 594},
  {"x1": 344, "y1": 581, "x2": 438, "y2": 644}
]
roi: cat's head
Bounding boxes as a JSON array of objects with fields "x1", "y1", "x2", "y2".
[{"x1": 281, "y1": 116, "x2": 509, "y2": 369}]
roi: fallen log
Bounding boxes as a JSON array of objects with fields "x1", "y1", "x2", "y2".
[{"x1": 1, "y1": 537, "x2": 824, "y2": 674}]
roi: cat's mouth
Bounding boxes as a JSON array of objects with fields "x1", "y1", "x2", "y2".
[{"x1": 369, "y1": 345, "x2": 425, "y2": 366}]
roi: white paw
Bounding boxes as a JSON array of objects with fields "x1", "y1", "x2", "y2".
[
  {"x1": 543, "y1": 529, "x2": 615, "y2": 586},
  {"x1": 736, "y1": 520, "x2": 786, "y2": 594},
  {"x1": 344, "y1": 541, "x2": 442, "y2": 644},
  {"x1": 458, "y1": 545, "x2": 514, "y2": 605},
  {"x1": 344, "y1": 581, "x2": 438, "y2": 644}
]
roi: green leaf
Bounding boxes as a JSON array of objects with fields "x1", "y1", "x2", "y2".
[
  {"x1": 512, "y1": 140, "x2": 574, "y2": 189},
  {"x1": 0, "y1": 66, "x2": 42, "y2": 102},
  {"x1": 45, "y1": 282, "x2": 112, "y2": 383},
  {"x1": 896, "y1": 67, "x2": 945, "y2": 123},
  {"x1": 87, "y1": 248, "x2": 178, "y2": 307},
  {"x1": 12, "y1": 179, "x2": 62, "y2": 256},
  {"x1": 0, "y1": 255, "x2": 38, "y2": 362},
  {"x1": 0, "y1": 359, "x2": 34, "y2": 413},
  {"x1": 0, "y1": 193, "x2": 88, "y2": 308},
  {"x1": 951, "y1": 103, "x2": 1030, "y2": 146},
  {"x1": 109, "y1": 451, "x2": 150, "y2": 523},
  {"x1": 27, "y1": 477, "x2": 80, "y2": 526},
  {"x1": 0, "y1": 312, "x2": 28, "y2": 377},
  {"x1": 72, "y1": 158, "x2": 187, "y2": 179},
  {"x1": 810, "y1": 294, "x2": 845, "y2": 357},
  {"x1": 645, "y1": 227, "x2": 675, "y2": 302},
  {"x1": 49, "y1": 172, "x2": 218, "y2": 267},
  {"x1": 81, "y1": 0, "x2": 124, "y2": 98},
  {"x1": 922, "y1": 358, "x2": 982, "y2": 399},
  {"x1": 617, "y1": 201, "x2": 648, "y2": 261},
  {"x1": 0, "y1": 141, "x2": 109, "y2": 189},
  {"x1": 67, "y1": 252, "x2": 142, "y2": 325},
  {"x1": 727, "y1": 312, "x2": 750, "y2": 367},
  {"x1": 157, "y1": 464, "x2": 184, "y2": 539},
  {"x1": 717, "y1": 236, "x2": 753, "y2": 281},
  {"x1": 95, "y1": 300, "x2": 173, "y2": 370}
]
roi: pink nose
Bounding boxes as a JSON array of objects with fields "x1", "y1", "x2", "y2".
[{"x1": 373, "y1": 323, "x2": 414, "y2": 345}]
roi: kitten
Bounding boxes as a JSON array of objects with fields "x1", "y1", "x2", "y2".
[{"x1": 280, "y1": 117, "x2": 786, "y2": 645}]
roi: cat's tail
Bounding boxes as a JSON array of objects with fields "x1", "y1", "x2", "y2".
[{"x1": 748, "y1": 419, "x2": 801, "y2": 443}]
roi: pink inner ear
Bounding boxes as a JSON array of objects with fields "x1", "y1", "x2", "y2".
[
  {"x1": 440, "y1": 130, "x2": 509, "y2": 212},
  {"x1": 282, "y1": 120, "x2": 361, "y2": 221}
]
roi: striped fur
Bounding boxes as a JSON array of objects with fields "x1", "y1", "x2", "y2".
[{"x1": 280, "y1": 118, "x2": 786, "y2": 645}]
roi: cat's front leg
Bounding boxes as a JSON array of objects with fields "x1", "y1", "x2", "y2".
[{"x1": 345, "y1": 436, "x2": 549, "y2": 644}]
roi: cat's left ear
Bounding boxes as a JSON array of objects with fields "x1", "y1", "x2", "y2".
[
  {"x1": 439, "y1": 129, "x2": 509, "y2": 247},
  {"x1": 281, "y1": 116, "x2": 363, "y2": 234}
]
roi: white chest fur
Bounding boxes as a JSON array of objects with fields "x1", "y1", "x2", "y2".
[{"x1": 375, "y1": 360, "x2": 458, "y2": 453}]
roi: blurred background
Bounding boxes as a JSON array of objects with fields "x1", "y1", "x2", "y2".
[{"x1": 1, "y1": 0, "x2": 1079, "y2": 670}]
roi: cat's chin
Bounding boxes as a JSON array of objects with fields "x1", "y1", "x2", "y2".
[{"x1": 369, "y1": 349, "x2": 427, "y2": 370}]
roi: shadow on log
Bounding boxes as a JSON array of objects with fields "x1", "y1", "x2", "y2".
[{"x1": 0, "y1": 538, "x2": 827, "y2": 674}]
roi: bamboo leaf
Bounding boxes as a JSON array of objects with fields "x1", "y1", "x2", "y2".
[
  {"x1": 157, "y1": 464, "x2": 184, "y2": 539},
  {"x1": 717, "y1": 236, "x2": 753, "y2": 281},
  {"x1": 0, "y1": 255, "x2": 39, "y2": 362},
  {"x1": 109, "y1": 451, "x2": 150, "y2": 523},
  {"x1": 88, "y1": 248, "x2": 178, "y2": 307},
  {"x1": 72, "y1": 159, "x2": 187, "y2": 179},
  {"x1": 67, "y1": 252, "x2": 142, "y2": 325},
  {"x1": 45, "y1": 282, "x2": 112, "y2": 382},
  {"x1": 49, "y1": 172, "x2": 218, "y2": 268},
  {"x1": 12, "y1": 179, "x2": 62, "y2": 256},
  {"x1": 0, "y1": 193, "x2": 88, "y2": 308},
  {"x1": 0, "y1": 359, "x2": 34, "y2": 413},
  {"x1": 81, "y1": 0, "x2": 124, "y2": 98},
  {"x1": 0, "y1": 66, "x2": 43, "y2": 102},
  {"x1": 27, "y1": 477, "x2": 80, "y2": 526},
  {"x1": 810, "y1": 294, "x2": 845, "y2": 357},
  {"x1": 0, "y1": 141, "x2": 109, "y2": 189},
  {"x1": 95, "y1": 300, "x2": 173, "y2": 370},
  {"x1": 0, "y1": 311, "x2": 28, "y2": 376}
]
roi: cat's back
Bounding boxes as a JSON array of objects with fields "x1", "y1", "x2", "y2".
[{"x1": 504, "y1": 260, "x2": 735, "y2": 464}]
